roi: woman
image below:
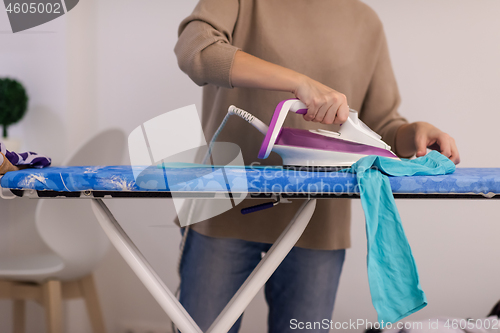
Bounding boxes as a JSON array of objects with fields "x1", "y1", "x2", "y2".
[{"x1": 175, "y1": 1, "x2": 460, "y2": 332}]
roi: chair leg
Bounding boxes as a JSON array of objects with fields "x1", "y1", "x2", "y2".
[
  {"x1": 13, "y1": 300, "x2": 26, "y2": 333},
  {"x1": 79, "y1": 275, "x2": 106, "y2": 333},
  {"x1": 42, "y1": 280, "x2": 63, "y2": 333}
]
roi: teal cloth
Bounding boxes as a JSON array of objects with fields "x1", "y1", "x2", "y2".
[{"x1": 348, "y1": 151, "x2": 456, "y2": 325}]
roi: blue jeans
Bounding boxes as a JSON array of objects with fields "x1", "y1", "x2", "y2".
[{"x1": 179, "y1": 229, "x2": 345, "y2": 333}]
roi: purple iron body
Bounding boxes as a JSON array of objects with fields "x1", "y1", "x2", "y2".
[{"x1": 221, "y1": 99, "x2": 398, "y2": 168}]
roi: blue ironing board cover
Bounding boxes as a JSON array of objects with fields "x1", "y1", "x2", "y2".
[{"x1": 1, "y1": 166, "x2": 500, "y2": 196}]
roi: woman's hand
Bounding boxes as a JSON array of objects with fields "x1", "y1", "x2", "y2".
[
  {"x1": 396, "y1": 122, "x2": 460, "y2": 164},
  {"x1": 293, "y1": 76, "x2": 350, "y2": 125},
  {"x1": 231, "y1": 51, "x2": 349, "y2": 124}
]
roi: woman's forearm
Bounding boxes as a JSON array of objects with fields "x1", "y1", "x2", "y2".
[
  {"x1": 231, "y1": 50, "x2": 305, "y2": 93},
  {"x1": 230, "y1": 50, "x2": 349, "y2": 124}
]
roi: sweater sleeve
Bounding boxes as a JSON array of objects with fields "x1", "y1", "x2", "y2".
[
  {"x1": 174, "y1": 0, "x2": 240, "y2": 88},
  {"x1": 360, "y1": 30, "x2": 408, "y2": 156}
]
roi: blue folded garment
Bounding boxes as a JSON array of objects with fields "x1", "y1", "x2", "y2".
[{"x1": 348, "y1": 150, "x2": 456, "y2": 325}]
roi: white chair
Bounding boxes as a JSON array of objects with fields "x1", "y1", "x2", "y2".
[{"x1": 0, "y1": 128, "x2": 126, "y2": 333}]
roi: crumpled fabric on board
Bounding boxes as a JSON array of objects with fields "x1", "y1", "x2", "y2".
[
  {"x1": 348, "y1": 150, "x2": 455, "y2": 325},
  {"x1": 0, "y1": 141, "x2": 51, "y2": 169}
]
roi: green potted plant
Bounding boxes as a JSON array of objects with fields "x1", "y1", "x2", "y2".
[{"x1": 0, "y1": 78, "x2": 28, "y2": 151}]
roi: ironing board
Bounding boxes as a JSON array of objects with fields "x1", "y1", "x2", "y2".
[{"x1": 1, "y1": 166, "x2": 500, "y2": 333}]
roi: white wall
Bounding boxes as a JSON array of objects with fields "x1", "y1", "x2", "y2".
[
  {"x1": 0, "y1": 8, "x2": 69, "y2": 333},
  {"x1": 336, "y1": 1, "x2": 500, "y2": 330},
  {"x1": 90, "y1": 0, "x2": 201, "y2": 332},
  {"x1": 1, "y1": 1, "x2": 499, "y2": 332}
]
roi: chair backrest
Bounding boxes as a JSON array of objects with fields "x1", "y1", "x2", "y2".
[{"x1": 35, "y1": 128, "x2": 126, "y2": 280}]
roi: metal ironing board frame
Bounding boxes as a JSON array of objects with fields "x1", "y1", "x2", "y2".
[
  {"x1": 86, "y1": 190, "x2": 499, "y2": 333},
  {"x1": 1, "y1": 185, "x2": 322, "y2": 333},
  {"x1": 91, "y1": 196, "x2": 318, "y2": 333},
  {"x1": 6, "y1": 188, "x2": 500, "y2": 200},
  {"x1": 2, "y1": 172, "x2": 500, "y2": 333}
]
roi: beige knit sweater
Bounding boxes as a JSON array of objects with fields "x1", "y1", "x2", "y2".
[{"x1": 174, "y1": 0, "x2": 407, "y2": 250}]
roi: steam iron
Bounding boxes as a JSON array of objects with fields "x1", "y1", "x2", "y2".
[
  {"x1": 210, "y1": 99, "x2": 398, "y2": 170},
  {"x1": 209, "y1": 99, "x2": 399, "y2": 214},
  {"x1": 255, "y1": 99, "x2": 398, "y2": 169}
]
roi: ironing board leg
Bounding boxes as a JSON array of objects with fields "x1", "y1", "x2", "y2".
[
  {"x1": 90, "y1": 199, "x2": 203, "y2": 333},
  {"x1": 91, "y1": 198, "x2": 316, "y2": 333},
  {"x1": 206, "y1": 199, "x2": 317, "y2": 333}
]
